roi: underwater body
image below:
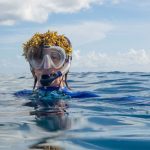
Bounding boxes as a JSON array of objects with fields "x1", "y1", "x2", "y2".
[{"x1": 1, "y1": 72, "x2": 150, "y2": 150}]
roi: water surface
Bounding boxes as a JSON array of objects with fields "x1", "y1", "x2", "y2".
[{"x1": 1, "y1": 72, "x2": 150, "y2": 150}]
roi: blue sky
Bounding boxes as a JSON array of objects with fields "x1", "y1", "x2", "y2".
[{"x1": 0, "y1": 0, "x2": 150, "y2": 73}]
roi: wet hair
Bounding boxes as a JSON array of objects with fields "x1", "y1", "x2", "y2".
[
  {"x1": 63, "y1": 36, "x2": 72, "y2": 90},
  {"x1": 64, "y1": 72, "x2": 71, "y2": 90}
]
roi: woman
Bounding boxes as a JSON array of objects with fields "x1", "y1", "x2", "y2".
[
  {"x1": 23, "y1": 31, "x2": 72, "y2": 91},
  {"x1": 21, "y1": 31, "x2": 98, "y2": 99}
]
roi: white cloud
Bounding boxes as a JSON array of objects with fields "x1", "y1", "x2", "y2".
[
  {"x1": 0, "y1": 0, "x2": 120, "y2": 25},
  {"x1": 0, "y1": 21, "x2": 113, "y2": 49},
  {"x1": 50, "y1": 21, "x2": 114, "y2": 46},
  {"x1": 0, "y1": 0, "x2": 100, "y2": 24},
  {"x1": 1, "y1": 0, "x2": 150, "y2": 25},
  {"x1": 71, "y1": 49, "x2": 150, "y2": 72}
]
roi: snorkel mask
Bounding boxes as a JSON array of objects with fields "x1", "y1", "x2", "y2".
[{"x1": 29, "y1": 46, "x2": 66, "y2": 70}]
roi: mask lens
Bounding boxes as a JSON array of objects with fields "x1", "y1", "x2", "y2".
[
  {"x1": 29, "y1": 57, "x2": 43, "y2": 69},
  {"x1": 51, "y1": 51, "x2": 61, "y2": 61},
  {"x1": 29, "y1": 46, "x2": 66, "y2": 69},
  {"x1": 43, "y1": 47, "x2": 66, "y2": 69},
  {"x1": 50, "y1": 51, "x2": 62, "y2": 66}
]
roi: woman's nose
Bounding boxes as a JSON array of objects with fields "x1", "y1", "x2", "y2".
[{"x1": 43, "y1": 55, "x2": 51, "y2": 69}]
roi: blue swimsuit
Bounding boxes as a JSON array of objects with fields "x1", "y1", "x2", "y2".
[{"x1": 14, "y1": 86, "x2": 98, "y2": 98}]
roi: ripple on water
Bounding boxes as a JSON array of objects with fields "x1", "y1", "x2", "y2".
[{"x1": 1, "y1": 72, "x2": 150, "y2": 150}]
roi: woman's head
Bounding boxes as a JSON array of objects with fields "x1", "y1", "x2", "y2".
[{"x1": 23, "y1": 31, "x2": 72, "y2": 88}]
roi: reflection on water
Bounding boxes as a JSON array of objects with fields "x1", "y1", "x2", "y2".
[
  {"x1": 32, "y1": 111, "x2": 71, "y2": 132},
  {"x1": 29, "y1": 95, "x2": 71, "y2": 150}
]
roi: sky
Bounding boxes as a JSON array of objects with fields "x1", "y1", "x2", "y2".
[{"x1": 0, "y1": 0, "x2": 150, "y2": 73}]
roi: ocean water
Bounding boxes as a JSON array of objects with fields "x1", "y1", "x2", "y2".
[{"x1": 1, "y1": 72, "x2": 150, "y2": 150}]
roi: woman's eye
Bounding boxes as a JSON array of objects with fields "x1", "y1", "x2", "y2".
[
  {"x1": 52, "y1": 56, "x2": 57, "y2": 59},
  {"x1": 52, "y1": 54, "x2": 60, "y2": 60}
]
